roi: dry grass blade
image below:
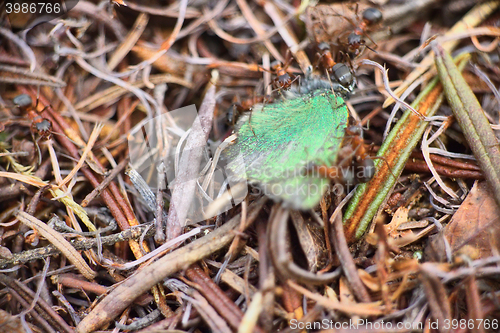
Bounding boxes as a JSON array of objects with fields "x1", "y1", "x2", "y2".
[
  {"x1": 16, "y1": 211, "x2": 97, "y2": 280},
  {"x1": 74, "y1": 56, "x2": 156, "y2": 117},
  {"x1": 235, "y1": 0, "x2": 284, "y2": 63},
  {"x1": 0, "y1": 274, "x2": 75, "y2": 333},
  {"x1": 107, "y1": 13, "x2": 150, "y2": 71},
  {"x1": 419, "y1": 263, "x2": 452, "y2": 333},
  {"x1": 421, "y1": 126, "x2": 459, "y2": 200},
  {"x1": 344, "y1": 56, "x2": 469, "y2": 242},
  {"x1": 166, "y1": 70, "x2": 218, "y2": 240},
  {"x1": 0, "y1": 64, "x2": 66, "y2": 87},
  {"x1": 287, "y1": 281, "x2": 384, "y2": 316},
  {"x1": 0, "y1": 172, "x2": 48, "y2": 187},
  {"x1": 74, "y1": 73, "x2": 192, "y2": 113},
  {"x1": 56, "y1": 123, "x2": 103, "y2": 189},
  {"x1": 270, "y1": 206, "x2": 340, "y2": 284},
  {"x1": 238, "y1": 291, "x2": 263, "y2": 333},
  {"x1": 75, "y1": 210, "x2": 242, "y2": 333},
  {"x1": 0, "y1": 222, "x2": 155, "y2": 267},
  {"x1": 262, "y1": 2, "x2": 311, "y2": 72},
  {"x1": 434, "y1": 44, "x2": 500, "y2": 208},
  {"x1": 0, "y1": 27, "x2": 36, "y2": 71}
]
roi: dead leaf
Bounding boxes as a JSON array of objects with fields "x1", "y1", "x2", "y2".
[
  {"x1": 358, "y1": 269, "x2": 380, "y2": 292},
  {"x1": 385, "y1": 206, "x2": 410, "y2": 238},
  {"x1": 289, "y1": 211, "x2": 327, "y2": 272},
  {"x1": 426, "y1": 181, "x2": 500, "y2": 262}
]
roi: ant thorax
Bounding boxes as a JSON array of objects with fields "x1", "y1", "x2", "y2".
[{"x1": 284, "y1": 64, "x2": 356, "y2": 99}]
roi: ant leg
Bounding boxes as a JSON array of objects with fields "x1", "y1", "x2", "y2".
[
  {"x1": 34, "y1": 87, "x2": 41, "y2": 110},
  {"x1": 283, "y1": 49, "x2": 294, "y2": 69},
  {"x1": 314, "y1": 52, "x2": 322, "y2": 70},
  {"x1": 248, "y1": 97, "x2": 272, "y2": 136},
  {"x1": 31, "y1": 131, "x2": 43, "y2": 165},
  {"x1": 310, "y1": 163, "x2": 356, "y2": 186},
  {"x1": 269, "y1": 74, "x2": 299, "y2": 97},
  {"x1": 336, "y1": 145, "x2": 357, "y2": 169},
  {"x1": 245, "y1": 106, "x2": 257, "y2": 136},
  {"x1": 365, "y1": 155, "x2": 402, "y2": 181},
  {"x1": 365, "y1": 43, "x2": 378, "y2": 53},
  {"x1": 324, "y1": 69, "x2": 336, "y2": 95},
  {"x1": 345, "y1": 53, "x2": 355, "y2": 71},
  {"x1": 354, "y1": 2, "x2": 360, "y2": 19},
  {"x1": 248, "y1": 116, "x2": 256, "y2": 136}
]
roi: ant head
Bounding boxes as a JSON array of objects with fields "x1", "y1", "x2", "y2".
[
  {"x1": 13, "y1": 94, "x2": 33, "y2": 111},
  {"x1": 318, "y1": 42, "x2": 330, "y2": 52},
  {"x1": 32, "y1": 118, "x2": 52, "y2": 138},
  {"x1": 331, "y1": 63, "x2": 355, "y2": 91},
  {"x1": 347, "y1": 32, "x2": 363, "y2": 49},
  {"x1": 362, "y1": 8, "x2": 382, "y2": 26}
]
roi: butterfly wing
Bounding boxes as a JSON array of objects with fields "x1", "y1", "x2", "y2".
[{"x1": 224, "y1": 90, "x2": 348, "y2": 210}]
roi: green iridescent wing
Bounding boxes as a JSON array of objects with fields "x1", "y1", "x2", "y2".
[{"x1": 224, "y1": 89, "x2": 349, "y2": 210}]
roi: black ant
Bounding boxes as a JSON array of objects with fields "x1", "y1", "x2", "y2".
[
  {"x1": 12, "y1": 94, "x2": 52, "y2": 164},
  {"x1": 316, "y1": 42, "x2": 337, "y2": 72},
  {"x1": 340, "y1": 125, "x2": 375, "y2": 183},
  {"x1": 226, "y1": 95, "x2": 270, "y2": 126},
  {"x1": 308, "y1": 125, "x2": 375, "y2": 186},
  {"x1": 13, "y1": 94, "x2": 52, "y2": 138},
  {"x1": 307, "y1": 54, "x2": 356, "y2": 95},
  {"x1": 270, "y1": 61, "x2": 297, "y2": 91},
  {"x1": 312, "y1": 6, "x2": 383, "y2": 62},
  {"x1": 315, "y1": 124, "x2": 404, "y2": 187},
  {"x1": 259, "y1": 53, "x2": 299, "y2": 94},
  {"x1": 344, "y1": 7, "x2": 383, "y2": 57},
  {"x1": 339, "y1": 7, "x2": 383, "y2": 58},
  {"x1": 331, "y1": 61, "x2": 356, "y2": 93}
]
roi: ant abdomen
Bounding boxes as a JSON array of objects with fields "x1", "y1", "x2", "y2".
[
  {"x1": 362, "y1": 7, "x2": 383, "y2": 26},
  {"x1": 13, "y1": 94, "x2": 33, "y2": 110}
]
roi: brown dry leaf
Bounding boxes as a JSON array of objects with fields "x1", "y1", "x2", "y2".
[
  {"x1": 5, "y1": 12, "x2": 33, "y2": 29},
  {"x1": 324, "y1": 285, "x2": 338, "y2": 302},
  {"x1": 426, "y1": 181, "x2": 500, "y2": 261},
  {"x1": 339, "y1": 276, "x2": 355, "y2": 303},
  {"x1": 358, "y1": 269, "x2": 380, "y2": 292},
  {"x1": 385, "y1": 206, "x2": 410, "y2": 238},
  {"x1": 366, "y1": 207, "x2": 412, "y2": 246},
  {"x1": 289, "y1": 211, "x2": 327, "y2": 272}
]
